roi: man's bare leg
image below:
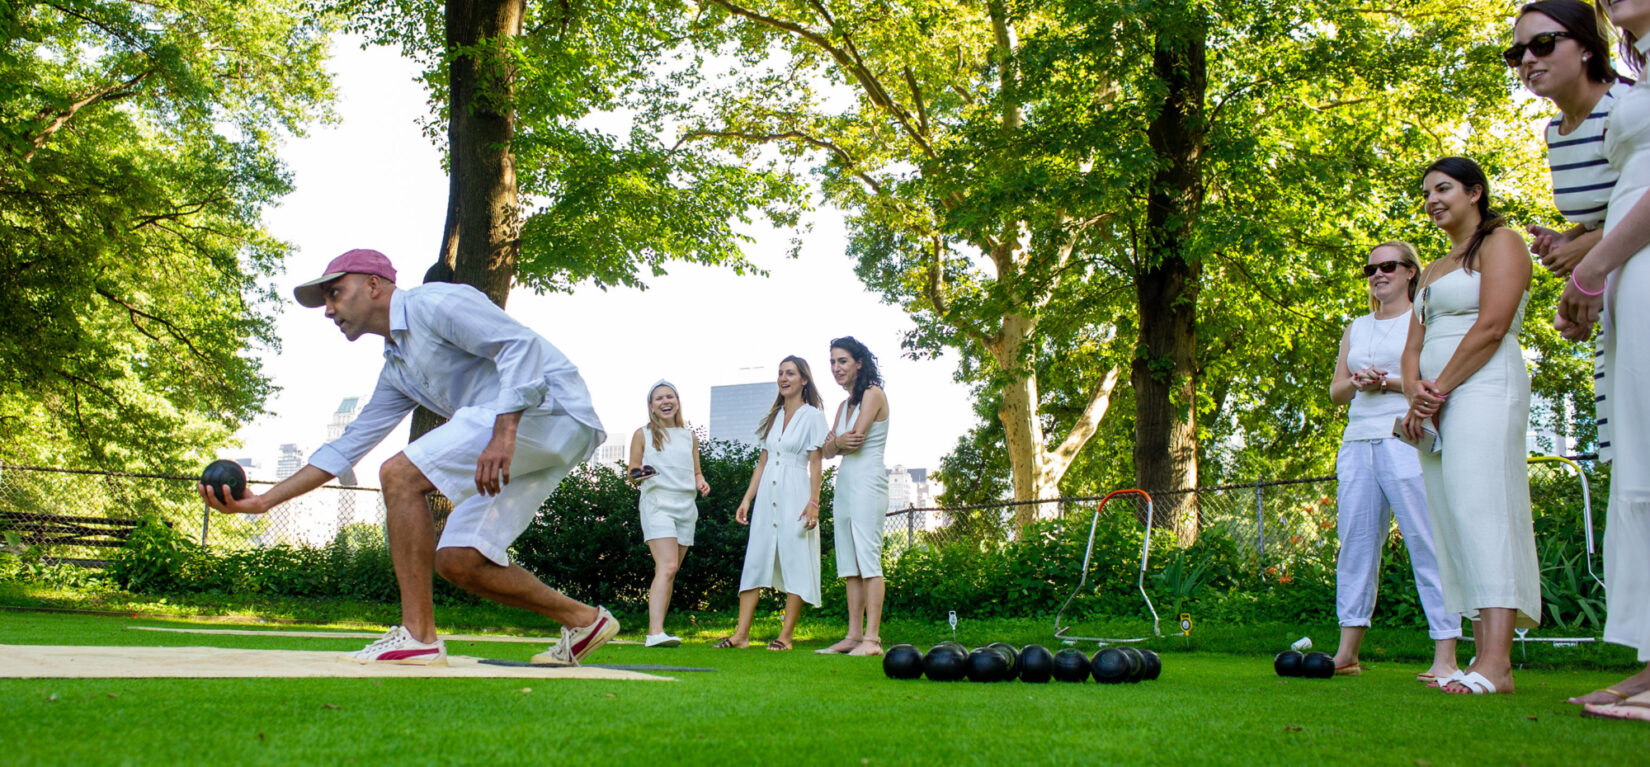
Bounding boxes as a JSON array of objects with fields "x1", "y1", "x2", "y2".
[
  {"x1": 434, "y1": 547, "x2": 597, "y2": 627},
  {"x1": 380, "y1": 453, "x2": 439, "y2": 643}
]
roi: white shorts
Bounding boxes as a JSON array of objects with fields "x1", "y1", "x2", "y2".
[
  {"x1": 403, "y1": 406, "x2": 598, "y2": 566},
  {"x1": 639, "y1": 488, "x2": 698, "y2": 546}
]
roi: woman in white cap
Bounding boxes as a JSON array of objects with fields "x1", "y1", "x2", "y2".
[{"x1": 629, "y1": 380, "x2": 710, "y2": 648}]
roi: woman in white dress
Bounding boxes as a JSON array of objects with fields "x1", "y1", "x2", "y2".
[
  {"x1": 816, "y1": 337, "x2": 891, "y2": 658},
  {"x1": 1402, "y1": 156, "x2": 1540, "y2": 695},
  {"x1": 714, "y1": 356, "x2": 827, "y2": 651},
  {"x1": 1559, "y1": 4, "x2": 1650, "y2": 721},
  {"x1": 629, "y1": 381, "x2": 710, "y2": 648},
  {"x1": 1328, "y1": 242, "x2": 1461, "y2": 682}
]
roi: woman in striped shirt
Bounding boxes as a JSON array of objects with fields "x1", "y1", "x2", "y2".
[{"x1": 1514, "y1": 1, "x2": 1632, "y2": 275}]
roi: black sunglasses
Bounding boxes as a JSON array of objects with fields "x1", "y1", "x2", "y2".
[
  {"x1": 1362, "y1": 261, "x2": 1405, "y2": 278},
  {"x1": 1503, "y1": 31, "x2": 1574, "y2": 68}
]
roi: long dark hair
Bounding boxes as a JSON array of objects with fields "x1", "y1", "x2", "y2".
[
  {"x1": 755, "y1": 355, "x2": 824, "y2": 440},
  {"x1": 1518, "y1": 1, "x2": 1622, "y2": 82},
  {"x1": 1422, "y1": 157, "x2": 1504, "y2": 274},
  {"x1": 829, "y1": 336, "x2": 883, "y2": 408},
  {"x1": 1599, "y1": 1, "x2": 1648, "y2": 75}
]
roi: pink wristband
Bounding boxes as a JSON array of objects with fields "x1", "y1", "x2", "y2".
[{"x1": 1571, "y1": 272, "x2": 1605, "y2": 297}]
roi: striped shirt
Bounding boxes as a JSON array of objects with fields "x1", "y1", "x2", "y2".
[{"x1": 1546, "y1": 82, "x2": 1632, "y2": 228}]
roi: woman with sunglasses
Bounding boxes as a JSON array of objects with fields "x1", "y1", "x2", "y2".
[
  {"x1": 1510, "y1": 1, "x2": 1633, "y2": 279},
  {"x1": 1327, "y1": 243, "x2": 1461, "y2": 683},
  {"x1": 1556, "y1": 2, "x2": 1650, "y2": 721},
  {"x1": 1402, "y1": 157, "x2": 1539, "y2": 696}
]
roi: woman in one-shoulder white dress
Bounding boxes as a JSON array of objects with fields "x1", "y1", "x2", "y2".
[
  {"x1": 629, "y1": 381, "x2": 710, "y2": 648},
  {"x1": 715, "y1": 356, "x2": 826, "y2": 651},
  {"x1": 1402, "y1": 157, "x2": 1539, "y2": 696},
  {"x1": 817, "y1": 337, "x2": 891, "y2": 657},
  {"x1": 1556, "y1": 22, "x2": 1650, "y2": 715}
]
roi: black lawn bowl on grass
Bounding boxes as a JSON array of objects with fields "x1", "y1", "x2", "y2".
[
  {"x1": 923, "y1": 644, "x2": 967, "y2": 681},
  {"x1": 1091, "y1": 648, "x2": 1130, "y2": 684},
  {"x1": 966, "y1": 647, "x2": 1010, "y2": 682},
  {"x1": 1301, "y1": 652, "x2": 1336, "y2": 679},
  {"x1": 882, "y1": 644, "x2": 924, "y2": 680},
  {"x1": 1018, "y1": 644, "x2": 1054, "y2": 683},
  {"x1": 1274, "y1": 650, "x2": 1304, "y2": 678},
  {"x1": 1053, "y1": 648, "x2": 1091, "y2": 683},
  {"x1": 1140, "y1": 649, "x2": 1162, "y2": 681},
  {"x1": 199, "y1": 459, "x2": 247, "y2": 504},
  {"x1": 1118, "y1": 646, "x2": 1146, "y2": 683},
  {"x1": 988, "y1": 641, "x2": 1020, "y2": 679}
]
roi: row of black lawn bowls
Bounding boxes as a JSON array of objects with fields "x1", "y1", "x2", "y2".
[
  {"x1": 1273, "y1": 650, "x2": 1335, "y2": 679},
  {"x1": 884, "y1": 642, "x2": 1163, "y2": 684}
]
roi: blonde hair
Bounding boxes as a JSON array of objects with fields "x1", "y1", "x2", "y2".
[
  {"x1": 1367, "y1": 241, "x2": 1424, "y2": 313},
  {"x1": 646, "y1": 382, "x2": 685, "y2": 450},
  {"x1": 756, "y1": 356, "x2": 824, "y2": 440}
]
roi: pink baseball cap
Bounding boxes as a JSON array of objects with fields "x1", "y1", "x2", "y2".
[{"x1": 293, "y1": 249, "x2": 398, "y2": 307}]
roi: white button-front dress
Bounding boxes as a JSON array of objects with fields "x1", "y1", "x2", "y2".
[{"x1": 738, "y1": 405, "x2": 827, "y2": 606}]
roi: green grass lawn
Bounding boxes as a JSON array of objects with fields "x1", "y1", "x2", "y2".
[{"x1": 1, "y1": 609, "x2": 1645, "y2": 766}]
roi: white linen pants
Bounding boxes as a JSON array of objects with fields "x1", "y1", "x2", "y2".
[{"x1": 1335, "y1": 439, "x2": 1461, "y2": 639}]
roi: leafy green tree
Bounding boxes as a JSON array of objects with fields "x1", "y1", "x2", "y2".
[
  {"x1": 0, "y1": 0, "x2": 333, "y2": 470},
  {"x1": 642, "y1": 0, "x2": 1574, "y2": 540}
]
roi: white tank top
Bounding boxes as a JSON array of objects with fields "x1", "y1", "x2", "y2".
[
  {"x1": 640, "y1": 427, "x2": 696, "y2": 494},
  {"x1": 1342, "y1": 312, "x2": 1410, "y2": 442}
]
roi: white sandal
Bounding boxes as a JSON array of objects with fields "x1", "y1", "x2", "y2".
[{"x1": 1444, "y1": 670, "x2": 1499, "y2": 695}]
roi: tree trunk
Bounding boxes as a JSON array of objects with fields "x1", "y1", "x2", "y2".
[
  {"x1": 992, "y1": 312, "x2": 1060, "y2": 527},
  {"x1": 1133, "y1": 15, "x2": 1206, "y2": 544},
  {"x1": 409, "y1": 0, "x2": 525, "y2": 493},
  {"x1": 445, "y1": 0, "x2": 524, "y2": 307}
]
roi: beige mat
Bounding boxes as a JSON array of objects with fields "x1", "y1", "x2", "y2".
[
  {"x1": 0, "y1": 645, "x2": 671, "y2": 681},
  {"x1": 126, "y1": 626, "x2": 641, "y2": 645}
]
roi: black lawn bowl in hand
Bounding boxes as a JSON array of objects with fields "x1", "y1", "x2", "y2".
[
  {"x1": 923, "y1": 645, "x2": 968, "y2": 682},
  {"x1": 1117, "y1": 647, "x2": 1146, "y2": 683},
  {"x1": 200, "y1": 460, "x2": 247, "y2": 504},
  {"x1": 1139, "y1": 649, "x2": 1162, "y2": 681},
  {"x1": 966, "y1": 648, "x2": 1010, "y2": 682},
  {"x1": 987, "y1": 642, "x2": 1020, "y2": 680},
  {"x1": 883, "y1": 644, "x2": 924, "y2": 680},
  {"x1": 1301, "y1": 652, "x2": 1336, "y2": 679},
  {"x1": 1018, "y1": 644, "x2": 1054, "y2": 683},
  {"x1": 1091, "y1": 648, "x2": 1131, "y2": 684},
  {"x1": 1274, "y1": 650, "x2": 1304, "y2": 677},
  {"x1": 1052, "y1": 648, "x2": 1091, "y2": 683}
]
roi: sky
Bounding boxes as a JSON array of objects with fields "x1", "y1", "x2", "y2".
[{"x1": 227, "y1": 38, "x2": 976, "y2": 486}]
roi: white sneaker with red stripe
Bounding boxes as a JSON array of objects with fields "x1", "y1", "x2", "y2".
[
  {"x1": 529, "y1": 606, "x2": 619, "y2": 666},
  {"x1": 340, "y1": 626, "x2": 447, "y2": 666}
]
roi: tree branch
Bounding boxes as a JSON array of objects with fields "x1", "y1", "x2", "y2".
[
  {"x1": 1049, "y1": 365, "x2": 1121, "y2": 466},
  {"x1": 24, "y1": 68, "x2": 155, "y2": 162},
  {"x1": 677, "y1": 128, "x2": 883, "y2": 194}
]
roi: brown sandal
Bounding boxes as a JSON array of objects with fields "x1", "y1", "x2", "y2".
[
  {"x1": 766, "y1": 638, "x2": 792, "y2": 651},
  {"x1": 712, "y1": 636, "x2": 745, "y2": 649},
  {"x1": 847, "y1": 638, "x2": 883, "y2": 657}
]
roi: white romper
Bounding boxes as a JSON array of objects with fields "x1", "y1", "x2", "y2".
[
  {"x1": 638, "y1": 427, "x2": 698, "y2": 545},
  {"x1": 738, "y1": 405, "x2": 827, "y2": 606}
]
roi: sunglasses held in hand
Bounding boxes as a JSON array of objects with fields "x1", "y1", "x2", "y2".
[{"x1": 1503, "y1": 31, "x2": 1573, "y2": 68}]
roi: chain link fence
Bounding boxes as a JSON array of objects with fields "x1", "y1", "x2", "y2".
[
  {"x1": 880, "y1": 456, "x2": 1599, "y2": 568},
  {"x1": 0, "y1": 465, "x2": 385, "y2": 564},
  {"x1": 879, "y1": 476, "x2": 1340, "y2": 563},
  {"x1": 3, "y1": 455, "x2": 1600, "y2": 574}
]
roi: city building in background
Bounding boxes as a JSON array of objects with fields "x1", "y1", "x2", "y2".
[
  {"x1": 327, "y1": 396, "x2": 365, "y2": 486},
  {"x1": 588, "y1": 439, "x2": 627, "y2": 469},
  {"x1": 710, "y1": 382, "x2": 776, "y2": 447},
  {"x1": 275, "y1": 443, "x2": 304, "y2": 481},
  {"x1": 886, "y1": 465, "x2": 940, "y2": 530}
]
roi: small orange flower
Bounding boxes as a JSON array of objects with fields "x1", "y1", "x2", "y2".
[{"x1": 1278, "y1": 575, "x2": 1293, "y2": 584}]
